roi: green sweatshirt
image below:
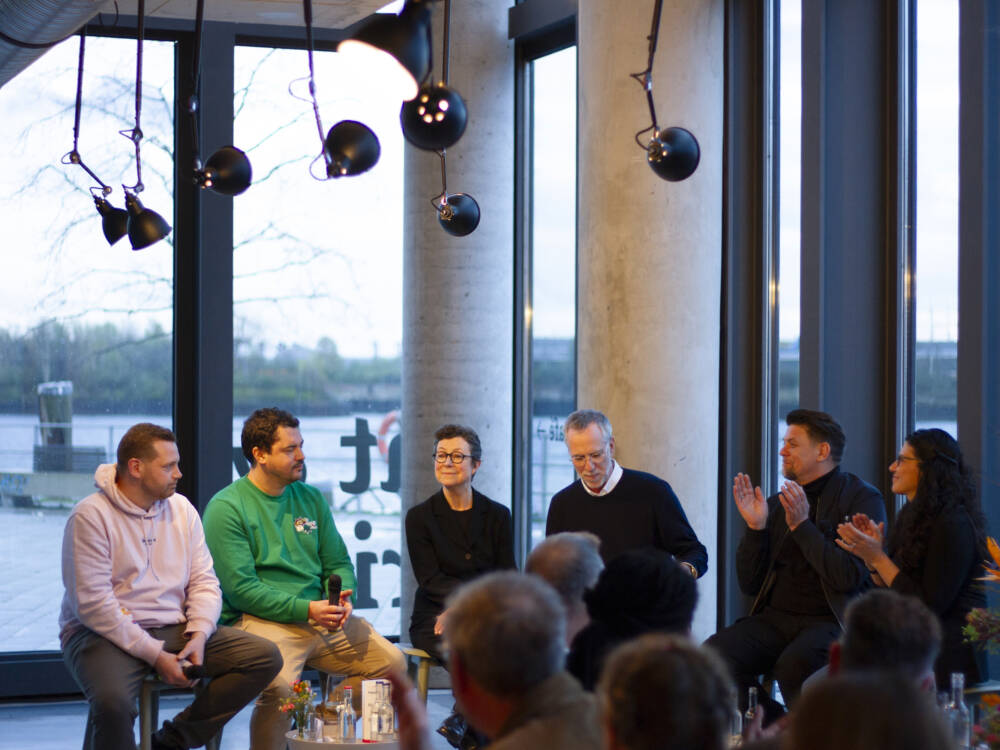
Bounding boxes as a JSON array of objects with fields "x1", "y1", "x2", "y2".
[{"x1": 203, "y1": 476, "x2": 357, "y2": 624}]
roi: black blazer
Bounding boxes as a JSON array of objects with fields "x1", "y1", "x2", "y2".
[{"x1": 405, "y1": 488, "x2": 516, "y2": 633}]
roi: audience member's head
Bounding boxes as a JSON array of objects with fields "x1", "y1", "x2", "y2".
[
  {"x1": 443, "y1": 572, "x2": 566, "y2": 736},
  {"x1": 567, "y1": 548, "x2": 699, "y2": 690},
  {"x1": 831, "y1": 589, "x2": 941, "y2": 689},
  {"x1": 526, "y1": 531, "x2": 604, "y2": 645},
  {"x1": 598, "y1": 633, "x2": 734, "y2": 750},
  {"x1": 783, "y1": 673, "x2": 951, "y2": 750},
  {"x1": 584, "y1": 548, "x2": 697, "y2": 636}
]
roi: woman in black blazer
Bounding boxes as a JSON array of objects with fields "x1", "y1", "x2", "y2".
[
  {"x1": 405, "y1": 423, "x2": 516, "y2": 663},
  {"x1": 837, "y1": 428, "x2": 988, "y2": 687}
]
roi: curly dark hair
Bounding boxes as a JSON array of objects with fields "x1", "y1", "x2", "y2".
[
  {"x1": 888, "y1": 428, "x2": 986, "y2": 574},
  {"x1": 241, "y1": 407, "x2": 300, "y2": 465}
]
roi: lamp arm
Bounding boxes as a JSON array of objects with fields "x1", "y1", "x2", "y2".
[
  {"x1": 188, "y1": 0, "x2": 206, "y2": 168},
  {"x1": 629, "y1": 0, "x2": 664, "y2": 138},
  {"x1": 302, "y1": 0, "x2": 331, "y2": 169},
  {"x1": 441, "y1": 0, "x2": 451, "y2": 84},
  {"x1": 62, "y1": 28, "x2": 120, "y2": 195},
  {"x1": 121, "y1": 0, "x2": 147, "y2": 193},
  {"x1": 430, "y1": 150, "x2": 449, "y2": 209}
]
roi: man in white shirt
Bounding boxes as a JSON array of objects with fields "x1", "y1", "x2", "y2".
[{"x1": 545, "y1": 409, "x2": 707, "y2": 576}]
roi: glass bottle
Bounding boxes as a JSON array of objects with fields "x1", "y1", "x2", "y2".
[
  {"x1": 744, "y1": 686, "x2": 759, "y2": 725},
  {"x1": 339, "y1": 685, "x2": 357, "y2": 742},
  {"x1": 728, "y1": 704, "x2": 743, "y2": 747},
  {"x1": 944, "y1": 672, "x2": 970, "y2": 749},
  {"x1": 376, "y1": 680, "x2": 396, "y2": 739}
]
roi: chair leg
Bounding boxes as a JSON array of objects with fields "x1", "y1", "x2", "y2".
[
  {"x1": 139, "y1": 680, "x2": 158, "y2": 750},
  {"x1": 415, "y1": 658, "x2": 430, "y2": 705}
]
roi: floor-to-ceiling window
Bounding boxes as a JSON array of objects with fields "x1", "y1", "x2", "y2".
[
  {"x1": 0, "y1": 35, "x2": 175, "y2": 655},
  {"x1": 914, "y1": 0, "x2": 958, "y2": 436},
  {"x1": 776, "y1": 0, "x2": 801, "y2": 484},
  {"x1": 525, "y1": 46, "x2": 577, "y2": 551},
  {"x1": 232, "y1": 45, "x2": 404, "y2": 635}
]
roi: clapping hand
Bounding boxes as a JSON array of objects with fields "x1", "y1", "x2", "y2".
[
  {"x1": 733, "y1": 473, "x2": 768, "y2": 530},
  {"x1": 778, "y1": 481, "x2": 809, "y2": 531},
  {"x1": 836, "y1": 517, "x2": 886, "y2": 566}
]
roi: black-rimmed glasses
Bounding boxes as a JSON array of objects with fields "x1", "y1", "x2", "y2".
[{"x1": 433, "y1": 451, "x2": 474, "y2": 464}]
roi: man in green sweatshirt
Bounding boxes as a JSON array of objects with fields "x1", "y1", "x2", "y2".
[{"x1": 203, "y1": 407, "x2": 404, "y2": 750}]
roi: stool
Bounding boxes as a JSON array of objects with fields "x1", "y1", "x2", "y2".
[
  {"x1": 139, "y1": 674, "x2": 222, "y2": 750},
  {"x1": 398, "y1": 645, "x2": 436, "y2": 704}
]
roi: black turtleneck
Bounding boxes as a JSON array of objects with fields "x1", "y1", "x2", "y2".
[{"x1": 765, "y1": 468, "x2": 837, "y2": 617}]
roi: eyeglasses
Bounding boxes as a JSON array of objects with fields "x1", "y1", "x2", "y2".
[
  {"x1": 433, "y1": 451, "x2": 475, "y2": 464},
  {"x1": 570, "y1": 447, "x2": 610, "y2": 466},
  {"x1": 894, "y1": 454, "x2": 920, "y2": 464}
]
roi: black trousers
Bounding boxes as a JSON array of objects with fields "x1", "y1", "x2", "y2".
[{"x1": 705, "y1": 607, "x2": 840, "y2": 721}]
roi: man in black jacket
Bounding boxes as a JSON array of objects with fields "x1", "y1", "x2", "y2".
[
  {"x1": 545, "y1": 409, "x2": 707, "y2": 577},
  {"x1": 706, "y1": 409, "x2": 885, "y2": 721}
]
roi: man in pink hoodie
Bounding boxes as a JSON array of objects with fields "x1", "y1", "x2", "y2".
[{"x1": 60, "y1": 423, "x2": 282, "y2": 750}]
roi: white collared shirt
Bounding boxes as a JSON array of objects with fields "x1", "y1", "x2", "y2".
[{"x1": 580, "y1": 460, "x2": 623, "y2": 497}]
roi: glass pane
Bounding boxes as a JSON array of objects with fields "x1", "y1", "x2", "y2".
[
  {"x1": 0, "y1": 36, "x2": 175, "y2": 653},
  {"x1": 233, "y1": 46, "x2": 403, "y2": 636},
  {"x1": 777, "y1": 0, "x2": 802, "y2": 479},
  {"x1": 914, "y1": 0, "x2": 958, "y2": 435},
  {"x1": 528, "y1": 48, "x2": 578, "y2": 551}
]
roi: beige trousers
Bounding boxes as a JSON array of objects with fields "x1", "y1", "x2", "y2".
[{"x1": 236, "y1": 613, "x2": 405, "y2": 750}]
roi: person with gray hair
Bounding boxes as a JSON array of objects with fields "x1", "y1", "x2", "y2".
[
  {"x1": 598, "y1": 633, "x2": 735, "y2": 750},
  {"x1": 525, "y1": 531, "x2": 604, "y2": 645},
  {"x1": 545, "y1": 408, "x2": 707, "y2": 575},
  {"x1": 443, "y1": 571, "x2": 602, "y2": 750}
]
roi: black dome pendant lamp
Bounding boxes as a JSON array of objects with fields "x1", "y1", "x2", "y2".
[
  {"x1": 630, "y1": 0, "x2": 700, "y2": 182},
  {"x1": 189, "y1": 0, "x2": 253, "y2": 196},
  {"x1": 121, "y1": 0, "x2": 171, "y2": 250},
  {"x1": 300, "y1": 0, "x2": 381, "y2": 180},
  {"x1": 399, "y1": 0, "x2": 467, "y2": 151},
  {"x1": 61, "y1": 30, "x2": 129, "y2": 246}
]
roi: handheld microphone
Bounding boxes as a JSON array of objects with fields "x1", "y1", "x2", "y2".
[
  {"x1": 180, "y1": 661, "x2": 206, "y2": 679},
  {"x1": 328, "y1": 574, "x2": 342, "y2": 605}
]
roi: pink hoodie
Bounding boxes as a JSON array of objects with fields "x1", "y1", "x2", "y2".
[{"x1": 59, "y1": 464, "x2": 221, "y2": 665}]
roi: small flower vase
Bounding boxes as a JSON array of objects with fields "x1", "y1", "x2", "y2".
[{"x1": 295, "y1": 707, "x2": 308, "y2": 738}]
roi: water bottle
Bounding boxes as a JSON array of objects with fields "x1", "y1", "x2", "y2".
[
  {"x1": 744, "y1": 686, "x2": 759, "y2": 725},
  {"x1": 728, "y1": 705, "x2": 743, "y2": 747},
  {"x1": 371, "y1": 680, "x2": 395, "y2": 740},
  {"x1": 944, "y1": 672, "x2": 971, "y2": 749},
  {"x1": 339, "y1": 685, "x2": 357, "y2": 742}
]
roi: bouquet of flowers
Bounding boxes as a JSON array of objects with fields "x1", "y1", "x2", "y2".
[
  {"x1": 964, "y1": 538, "x2": 1000, "y2": 748},
  {"x1": 279, "y1": 679, "x2": 316, "y2": 737}
]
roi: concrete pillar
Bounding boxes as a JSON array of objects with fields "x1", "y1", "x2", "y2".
[
  {"x1": 399, "y1": 0, "x2": 514, "y2": 638},
  {"x1": 577, "y1": 0, "x2": 724, "y2": 639}
]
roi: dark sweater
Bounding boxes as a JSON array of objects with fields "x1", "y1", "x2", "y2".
[
  {"x1": 736, "y1": 466, "x2": 886, "y2": 625},
  {"x1": 405, "y1": 489, "x2": 515, "y2": 650},
  {"x1": 545, "y1": 468, "x2": 708, "y2": 575}
]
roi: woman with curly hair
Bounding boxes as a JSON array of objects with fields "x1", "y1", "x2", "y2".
[{"x1": 836, "y1": 428, "x2": 987, "y2": 687}]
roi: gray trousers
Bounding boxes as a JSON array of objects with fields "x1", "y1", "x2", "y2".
[{"x1": 63, "y1": 623, "x2": 282, "y2": 750}]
